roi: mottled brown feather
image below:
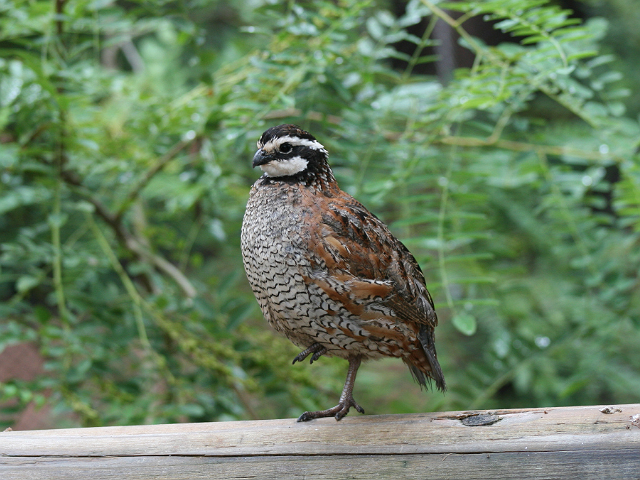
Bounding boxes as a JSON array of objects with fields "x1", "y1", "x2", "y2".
[
  {"x1": 310, "y1": 188, "x2": 438, "y2": 329},
  {"x1": 241, "y1": 125, "x2": 446, "y2": 419}
]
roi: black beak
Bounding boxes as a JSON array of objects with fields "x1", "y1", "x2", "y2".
[{"x1": 252, "y1": 149, "x2": 274, "y2": 168}]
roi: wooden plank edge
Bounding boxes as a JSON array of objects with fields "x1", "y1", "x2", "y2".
[{"x1": 1, "y1": 403, "x2": 638, "y2": 458}]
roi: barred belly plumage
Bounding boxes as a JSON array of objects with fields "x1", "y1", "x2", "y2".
[
  {"x1": 241, "y1": 124, "x2": 445, "y2": 422},
  {"x1": 242, "y1": 183, "x2": 380, "y2": 358}
]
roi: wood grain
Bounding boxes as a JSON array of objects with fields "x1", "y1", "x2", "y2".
[{"x1": 1, "y1": 403, "x2": 639, "y2": 479}]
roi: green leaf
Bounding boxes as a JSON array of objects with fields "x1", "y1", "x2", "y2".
[
  {"x1": 452, "y1": 313, "x2": 477, "y2": 336},
  {"x1": 16, "y1": 275, "x2": 39, "y2": 293}
]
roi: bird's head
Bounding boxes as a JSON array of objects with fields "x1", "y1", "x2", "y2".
[{"x1": 252, "y1": 124, "x2": 329, "y2": 178}]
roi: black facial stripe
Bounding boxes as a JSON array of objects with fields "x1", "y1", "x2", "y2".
[{"x1": 270, "y1": 144, "x2": 313, "y2": 160}]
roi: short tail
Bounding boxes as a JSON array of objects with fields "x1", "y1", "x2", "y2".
[{"x1": 406, "y1": 324, "x2": 446, "y2": 392}]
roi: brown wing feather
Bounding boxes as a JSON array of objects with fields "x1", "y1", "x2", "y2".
[
  {"x1": 315, "y1": 191, "x2": 438, "y2": 329},
  {"x1": 301, "y1": 186, "x2": 446, "y2": 391}
]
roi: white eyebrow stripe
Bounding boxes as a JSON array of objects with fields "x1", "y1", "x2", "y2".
[{"x1": 263, "y1": 135, "x2": 327, "y2": 152}]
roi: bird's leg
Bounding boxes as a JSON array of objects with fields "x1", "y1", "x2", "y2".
[
  {"x1": 292, "y1": 343, "x2": 327, "y2": 364},
  {"x1": 297, "y1": 356, "x2": 365, "y2": 422}
]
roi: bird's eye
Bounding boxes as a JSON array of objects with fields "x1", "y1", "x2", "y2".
[{"x1": 279, "y1": 143, "x2": 292, "y2": 154}]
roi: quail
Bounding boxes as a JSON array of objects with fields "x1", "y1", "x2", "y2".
[{"x1": 241, "y1": 124, "x2": 445, "y2": 422}]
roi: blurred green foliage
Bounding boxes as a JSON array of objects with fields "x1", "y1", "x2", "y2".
[{"x1": 1, "y1": 0, "x2": 639, "y2": 428}]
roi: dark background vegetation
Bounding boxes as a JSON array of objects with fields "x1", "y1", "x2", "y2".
[{"x1": 1, "y1": 0, "x2": 639, "y2": 429}]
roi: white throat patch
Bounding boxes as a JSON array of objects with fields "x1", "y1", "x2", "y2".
[{"x1": 260, "y1": 156, "x2": 309, "y2": 177}]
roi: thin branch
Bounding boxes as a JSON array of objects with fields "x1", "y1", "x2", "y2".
[
  {"x1": 52, "y1": 171, "x2": 71, "y2": 329},
  {"x1": 55, "y1": 0, "x2": 66, "y2": 36},
  {"x1": 264, "y1": 108, "x2": 342, "y2": 125},
  {"x1": 486, "y1": 107, "x2": 513, "y2": 145},
  {"x1": 539, "y1": 84, "x2": 601, "y2": 130},
  {"x1": 101, "y1": 37, "x2": 145, "y2": 73},
  {"x1": 120, "y1": 38, "x2": 145, "y2": 74},
  {"x1": 124, "y1": 235, "x2": 197, "y2": 298},
  {"x1": 59, "y1": 170, "x2": 197, "y2": 298},
  {"x1": 436, "y1": 136, "x2": 622, "y2": 163},
  {"x1": 497, "y1": 7, "x2": 569, "y2": 68},
  {"x1": 59, "y1": 170, "x2": 125, "y2": 238},
  {"x1": 115, "y1": 139, "x2": 193, "y2": 223},
  {"x1": 402, "y1": 14, "x2": 439, "y2": 81},
  {"x1": 437, "y1": 146, "x2": 455, "y2": 313},
  {"x1": 420, "y1": 0, "x2": 505, "y2": 66},
  {"x1": 89, "y1": 215, "x2": 152, "y2": 350}
]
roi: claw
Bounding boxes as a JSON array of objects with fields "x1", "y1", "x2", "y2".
[
  {"x1": 292, "y1": 343, "x2": 326, "y2": 364},
  {"x1": 297, "y1": 391, "x2": 365, "y2": 422},
  {"x1": 297, "y1": 356, "x2": 364, "y2": 422},
  {"x1": 309, "y1": 347, "x2": 327, "y2": 364}
]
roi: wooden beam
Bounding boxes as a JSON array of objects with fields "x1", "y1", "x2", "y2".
[{"x1": 1, "y1": 403, "x2": 639, "y2": 479}]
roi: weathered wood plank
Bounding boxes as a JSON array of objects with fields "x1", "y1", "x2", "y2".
[
  {"x1": 1, "y1": 404, "x2": 639, "y2": 479},
  {"x1": 1, "y1": 450, "x2": 639, "y2": 480},
  {"x1": 2, "y1": 404, "x2": 638, "y2": 456}
]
